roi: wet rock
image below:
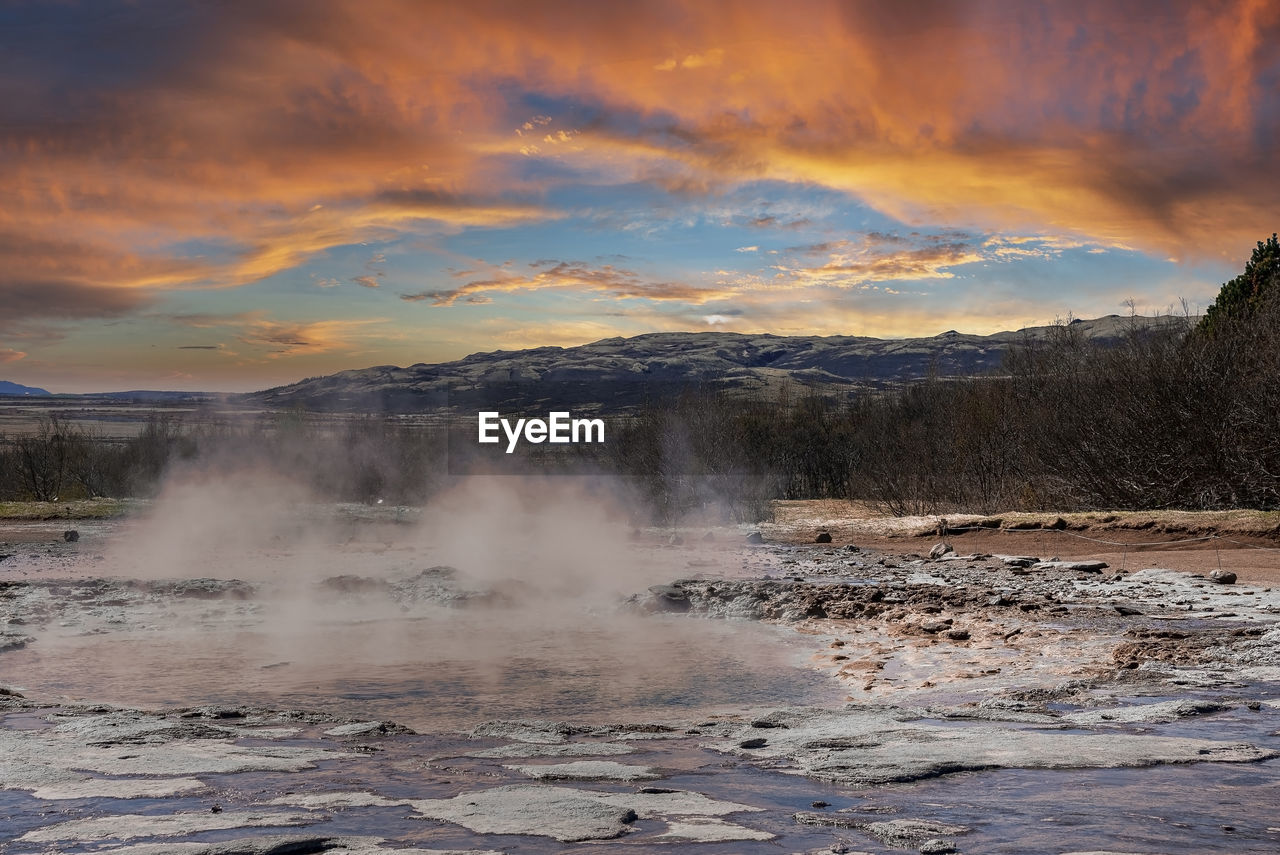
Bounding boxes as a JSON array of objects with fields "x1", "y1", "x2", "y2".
[
  {"x1": 470, "y1": 719, "x2": 580, "y2": 744},
  {"x1": 505, "y1": 760, "x2": 660, "y2": 781},
  {"x1": 1034, "y1": 560, "x2": 1108, "y2": 573},
  {"x1": 409, "y1": 784, "x2": 759, "y2": 843},
  {"x1": 91, "y1": 836, "x2": 504, "y2": 855},
  {"x1": 0, "y1": 708, "x2": 339, "y2": 803},
  {"x1": 706, "y1": 707, "x2": 1277, "y2": 786},
  {"x1": 648, "y1": 583, "x2": 690, "y2": 612},
  {"x1": 660, "y1": 819, "x2": 768, "y2": 839},
  {"x1": 929, "y1": 543, "x2": 953, "y2": 559},
  {"x1": 323, "y1": 720, "x2": 413, "y2": 738},
  {"x1": 1062, "y1": 699, "x2": 1227, "y2": 725},
  {"x1": 0, "y1": 631, "x2": 33, "y2": 652},
  {"x1": 746, "y1": 532, "x2": 765, "y2": 544},
  {"x1": 16, "y1": 810, "x2": 317, "y2": 844},
  {"x1": 63, "y1": 530, "x2": 79, "y2": 542},
  {"x1": 1113, "y1": 605, "x2": 1143, "y2": 616},
  {"x1": 793, "y1": 812, "x2": 861, "y2": 829},
  {"x1": 470, "y1": 741, "x2": 634, "y2": 758},
  {"x1": 920, "y1": 840, "x2": 959, "y2": 854},
  {"x1": 815, "y1": 531, "x2": 833, "y2": 543},
  {"x1": 139, "y1": 578, "x2": 256, "y2": 600},
  {"x1": 739, "y1": 737, "x2": 769, "y2": 749},
  {"x1": 1210, "y1": 570, "x2": 1237, "y2": 585},
  {"x1": 410, "y1": 785, "x2": 635, "y2": 842},
  {"x1": 657, "y1": 818, "x2": 774, "y2": 842},
  {"x1": 864, "y1": 818, "x2": 970, "y2": 846},
  {"x1": 318, "y1": 575, "x2": 390, "y2": 595}
]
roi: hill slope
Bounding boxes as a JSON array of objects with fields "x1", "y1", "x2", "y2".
[
  {"x1": 247, "y1": 315, "x2": 1186, "y2": 413},
  {"x1": 0, "y1": 381, "x2": 51, "y2": 397}
]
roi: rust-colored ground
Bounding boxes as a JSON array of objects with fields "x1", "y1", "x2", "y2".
[{"x1": 762, "y1": 500, "x2": 1280, "y2": 586}]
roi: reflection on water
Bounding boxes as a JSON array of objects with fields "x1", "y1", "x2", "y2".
[{"x1": 3, "y1": 604, "x2": 840, "y2": 730}]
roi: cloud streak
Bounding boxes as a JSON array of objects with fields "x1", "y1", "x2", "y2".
[{"x1": 402, "y1": 261, "x2": 736, "y2": 306}]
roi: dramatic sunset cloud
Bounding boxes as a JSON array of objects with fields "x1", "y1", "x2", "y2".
[{"x1": 0, "y1": 0, "x2": 1275, "y2": 390}]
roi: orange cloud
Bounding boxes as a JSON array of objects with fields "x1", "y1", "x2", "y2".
[
  {"x1": 402, "y1": 261, "x2": 737, "y2": 306},
  {"x1": 1, "y1": 0, "x2": 1275, "y2": 335},
  {"x1": 235, "y1": 318, "x2": 388, "y2": 358}
]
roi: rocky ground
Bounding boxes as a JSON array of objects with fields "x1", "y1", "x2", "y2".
[{"x1": 2, "y1": 515, "x2": 1280, "y2": 853}]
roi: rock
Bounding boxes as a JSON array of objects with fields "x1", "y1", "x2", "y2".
[
  {"x1": 16, "y1": 811, "x2": 317, "y2": 844},
  {"x1": 1062, "y1": 699, "x2": 1227, "y2": 725},
  {"x1": 0, "y1": 632, "x2": 34, "y2": 652},
  {"x1": 702, "y1": 531, "x2": 716, "y2": 541},
  {"x1": 929, "y1": 543, "x2": 953, "y2": 559},
  {"x1": 323, "y1": 720, "x2": 413, "y2": 738},
  {"x1": 470, "y1": 741, "x2": 633, "y2": 758},
  {"x1": 656, "y1": 818, "x2": 774, "y2": 842},
  {"x1": 815, "y1": 531, "x2": 833, "y2": 543},
  {"x1": 409, "y1": 784, "x2": 758, "y2": 843},
  {"x1": 864, "y1": 819, "x2": 970, "y2": 846},
  {"x1": 706, "y1": 707, "x2": 1277, "y2": 786},
  {"x1": 63, "y1": 530, "x2": 79, "y2": 542},
  {"x1": 24, "y1": 832, "x2": 504, "y2": 854},
  {"x1": 920, "y1": 839, "x2": 959, "y2": 854},
  {"x1": 1033, "y1": 560, "x2": 1108, "y2": 573},
  {"x1": 746, "y1": 532, "x2": 765, "y2": 544},
  {"x1": 946, "y1": 628, "x2": 971, "y2": 641},
  {"x1": 1210, "y1": 570, "x2": 1237, "y2": 585},
  {"x1": 505, "y1": 761, "x2": 660, "y2": 781},
  {"x1": 470, "y1": 720, "x2": 578, "y2": 744},
  {"x1": 738, "y1": 737, "x2": 768, "y2": 749},
  {"x1": 647, "y1": 584, "x2": 690, "y2": 612}
]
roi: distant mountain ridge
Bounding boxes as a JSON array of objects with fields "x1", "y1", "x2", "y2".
[
  {"x1": 0, "y1": 380, "x2": 51, "y2": 396},
  {"x1": 247, "y1": 315, "x2": 1190, "y2": 413}
]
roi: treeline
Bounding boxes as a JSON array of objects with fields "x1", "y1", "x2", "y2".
[
  {"x1": 0, "y1": 414, "x2": 447, "y2": 505},
  {"x1": 613, "y1": 235, "x2": 1280, "y2": 518}
]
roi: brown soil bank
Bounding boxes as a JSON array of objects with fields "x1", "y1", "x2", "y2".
[{"x1": 763, "y1": 501, "x2": 1280, "y2": 585}]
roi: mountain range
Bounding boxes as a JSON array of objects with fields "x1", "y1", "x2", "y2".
[{"x1": 246, "y1": 314, "x2": 1185, "y2": 413}]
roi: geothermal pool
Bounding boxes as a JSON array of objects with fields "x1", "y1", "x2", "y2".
[{"x1": 2, "y1": 484, "x2": 1280, "y2": 853}]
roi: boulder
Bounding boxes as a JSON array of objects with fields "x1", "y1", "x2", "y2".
[
  {"x1": 929, "y1": 542, "x2": 953, "y2": 559},
  {"x1": 1210, "y1": 570, "x2": 1237, "y2": 585},
  {"x1": 815, "y1": 531, "x2": 833, "y2": 543}
]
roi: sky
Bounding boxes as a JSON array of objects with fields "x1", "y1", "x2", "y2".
[{"x1": 1, "y1": 0, "x2": 1277, "y2": 393}]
